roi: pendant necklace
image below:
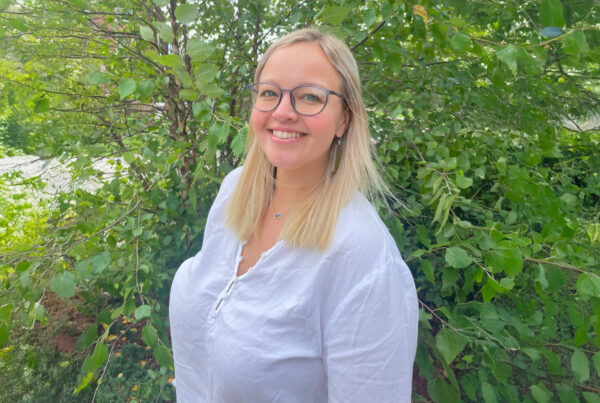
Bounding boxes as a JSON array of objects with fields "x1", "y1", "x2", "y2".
[{"x1": 274, "y1": 212, "x2": 283, "y2": 220}]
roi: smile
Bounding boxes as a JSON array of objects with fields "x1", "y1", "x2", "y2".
[{"x1": 271, "y1": 130, "x2": 304, "y2": 139}]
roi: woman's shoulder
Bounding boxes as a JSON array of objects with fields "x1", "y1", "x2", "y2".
[{"x1": 328, "y1": 193, "x2": 402, "y2": 269}]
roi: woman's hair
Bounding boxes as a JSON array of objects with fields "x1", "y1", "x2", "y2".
[{"x1": 225, "y1": 28, "x2": 384, "y2": 250}]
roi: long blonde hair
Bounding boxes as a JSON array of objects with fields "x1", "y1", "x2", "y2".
[{"x1": 225, "y1": 28, "x2": 383, "y2": 250}]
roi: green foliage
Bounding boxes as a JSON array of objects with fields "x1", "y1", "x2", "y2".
[
  {"x1": 1, "y1": 0, "x2": 599, "y2": 401},
  {"x1": 0, "y1": 341, "x2": 172, "y2": 402}
]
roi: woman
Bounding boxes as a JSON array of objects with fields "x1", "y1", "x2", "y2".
[{"x1": 169, "y1": 28, "x2": 418, "y2": 402}]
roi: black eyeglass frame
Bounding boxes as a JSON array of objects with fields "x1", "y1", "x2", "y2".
[{"x1": 247, "y1": 82, "x2": 345, "y2": 116}]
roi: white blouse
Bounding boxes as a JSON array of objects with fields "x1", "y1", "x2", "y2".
[{"x1": 169, "y1": 167, "x2": 418, "y2": 403}]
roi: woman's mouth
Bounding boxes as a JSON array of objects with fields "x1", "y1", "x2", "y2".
[{"x1": 271, "y1": 130, "x2": 304, "y2": 139}]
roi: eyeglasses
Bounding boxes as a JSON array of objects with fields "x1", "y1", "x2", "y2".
[{"x1": 248, "y1": 82, "x2": 344, "y2": 116}]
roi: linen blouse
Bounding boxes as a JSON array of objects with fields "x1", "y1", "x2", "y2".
[{"x1": 169, "y1": 167, "x2": 418, "y2": 403}]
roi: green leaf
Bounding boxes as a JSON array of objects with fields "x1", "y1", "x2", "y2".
[
  {"x1": 153, "y1": 344, "x2": 173, "y2": 369},
  {"x1": 583, "y1": 392, "x2": 600, "y2": 403},
  {"x1": 0, "y1": 304, "x2": 12, "y2": 323},
  {"x1": 428, "y1": 378, "x2": 461, "y2": 403},
  {"x1": 231, "y1": 127, "x2": 247, "y2": 157},
  {"x1": 118, "y1": 78, "x2": 136, "y2": 99},
  {"x1": 456, "y1": 171, "x2": 473, "y2": 189},
  {"x1": 188, "y1": 39, "x2": 215, "y2": 62},
  {"x1": 28, "y1": 301, "x2": 45, "y2": 326},
  {"x1": 194, "y1": 63, "x2": 219, "y2": 84},
  {"x1": 593, "y1": 352, "x2": 600, "y2": 378},
  {"x1": 157, "y1": 22, "x2": 174, "y2": 43},
  {"x1": 562, "y1": 31, "x2": 590, "y2": 58},
  {"x1": 70, "y1": 0, "x2": 87, "y2": 8},
  {"x1": 216, "y1": 118, "x2": 231, "y2": 144},
  {"x1": 139, "y1": 25, "x2": 154, "y2": 41},
  {"x1": 175, "y1": 68, "x2": 194, "y2": 87},
  {"x1": 445, "y1": 247, "x2": 473, "y2": 269},
  {"x1": 539, "y1": 0, "x2": 565, "y2": 28},
  {"x1": 198, "y1": 82, "x2": 224, "y2": 98},
  {"x1": 319, "y1": 6, "x2": 352, "y2": 25},
  {"x1": 75, "y1": 324, "x2": 98, "y2": 352},
  {"x1": 485, "y1": 242, "x2": 523, "y2": 277},
  {"x1": 8, "y1": 18, "x2": 27, "y2": 32},
  {"x1": 576, "y1": 273, "x2": 600, "y2": 299},
  {"x1": 481, "y1": 283, "x2": 496, "y2": 302},
  {"x1": 450, "y1": 32, "x2": 471, "y2": 54},
  {"x1": 431, "y1": 23, "x2": 448, "y2": 47},
  {"x1": 138, "y1": 79, "x2": 155, "y2": 100},
  {"x1": 560, "y1": 192, "x2": 578, "y2": 207},
  {"x1": 496, "y1": 45, "x2": 519, "y2": 73},
  {"x1": 364, "y1": 8, "x2": 377, "y2": 27},
  {"x1": 73, "y1": 371, "x2": 94, "y2": 396},
  {"x1": 142, "y1": 324, "x2": 158, "y2": 348},
  {"x1": 413, "y1": 14, "x2": 426, "y2": 40},
  {"x1": 91, "y1": 251, "x2": 110, "y2": 274},
  {"x1": 421, "y1": 260, "x2": 435, "y2": 285},
  {"x1": 481, "y1": 381, "x2": 498, "y2": 403},
  {"x1": 88, "y1": 341, "x2": 108, "y2": 372},
  {"x1": 123, "y1": 152, "x2": 135, "y2": 165},
  {"x1": 192, "y1": 102, "x2": 204, "y2": 118},
  {"x1": 517, "y1": 49, "x2": 543, "y2": 75},
  {"x1": 157, "y1": 54, "x2": 184, "y2": 69},
  {"x1": 540, "y1": 26, "x2": 563, "y2": 38},
  {"x1": 175, "y1": 3, "x2": 198, "y2": 24},
  {"x1": 531, "y1": 382, "x2": 553, "y2": 403},
  {"x1": 180, "y1": 89, "x2": 198, "y2": 101},
  {"x1": 0, "y1": 323, "x2": 8, "y2": 347},
  {"x1": 0, "y1": 0, "x2": 10, "y2": 12},
  {"x1": 571, "y1": 349, "x2": 590, "y2": 383},
  {"x1": 86, "y1": 70, "x2": 109, "y2": 85},
  {"x1": 134, "y1": 304, "x2": 152, "y2": 321},
  {"x1": 49, "y1": 271, "x2": 76, "y2": 299},
  {"x1": 34, "y1": 97, "x2": 50, "y2": 113},
  {"x1": 535, "y1": 265, "x2": 549, "y2": 289},
  {"x1": 435, "y1": 327, "x2": 468, "y2": 365}
]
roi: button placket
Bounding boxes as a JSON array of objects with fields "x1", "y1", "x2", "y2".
[{"x1": 208, "y1": 276, "x2": 237, "y2": 326}]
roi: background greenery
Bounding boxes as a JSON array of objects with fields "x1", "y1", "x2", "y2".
[{"x1": 1, "y1": 0, "x2": 599, "y2": 401}]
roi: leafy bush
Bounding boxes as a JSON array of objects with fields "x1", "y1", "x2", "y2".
[
  {"x1": 0, "y1": 340, "x2": 173, "y2": 402},
  {"x1": 1, "y1": 0, "x2": 598, "y2": 401}
]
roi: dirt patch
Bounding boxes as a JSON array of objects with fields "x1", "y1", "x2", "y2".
[
  {"x1": 41, "y1": 291, "x2": 96, "y2": 353},
  {"x1": 412, "y1": 368, "x2": 431, "y2": 401}
]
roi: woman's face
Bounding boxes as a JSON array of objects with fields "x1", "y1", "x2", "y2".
[{"x1": 250, "y1": 42, "x2": 348, "y2": 180}]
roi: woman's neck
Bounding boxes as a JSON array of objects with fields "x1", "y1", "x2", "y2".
[{"x1": 272, "y1": 164, "x2": 325, "y2": 206}]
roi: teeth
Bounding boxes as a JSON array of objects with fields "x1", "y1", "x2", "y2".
[{"x1": 272, "y1": 130, "x2": 302, "y2": 139}]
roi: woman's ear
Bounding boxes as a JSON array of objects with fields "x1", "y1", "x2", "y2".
[{"x1": 336, "y1": 108, "x2": 350, "y2": 138}]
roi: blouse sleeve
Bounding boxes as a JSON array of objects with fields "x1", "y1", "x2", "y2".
[{"x1": 323, "y1": 257, "x2": 418, "y2": 403}]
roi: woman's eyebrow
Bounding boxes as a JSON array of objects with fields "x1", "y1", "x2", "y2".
[{"x1": 259, "y1": 80, "x2": 332, "y2": 88}]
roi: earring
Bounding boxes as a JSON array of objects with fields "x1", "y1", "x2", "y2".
[{"x1": 332, "y1": 137, "x2": 342, "y2": 173}]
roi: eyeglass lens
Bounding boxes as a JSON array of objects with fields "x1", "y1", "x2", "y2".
[{"x1": 250, "y1": 83, "x2": 328, "y2": 115}]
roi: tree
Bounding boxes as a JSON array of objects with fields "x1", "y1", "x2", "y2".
[{"x1": 1, "y1": 0, "x2": 599, "y2": 400}]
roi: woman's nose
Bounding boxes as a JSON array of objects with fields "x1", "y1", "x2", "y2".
[{"x1": 272, "y1": 91, "x2": 298, "y2": 120}]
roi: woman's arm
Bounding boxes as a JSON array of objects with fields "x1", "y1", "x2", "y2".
[{"x1": 323, "y1": 257, "x2": 418, "y2": 403}]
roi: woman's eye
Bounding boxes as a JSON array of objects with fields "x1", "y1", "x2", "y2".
[
  {"x1": 298, "y1": 92, "x2": 323, "y2": 103},
  {"x1": 260, "y1": 90, "x2": 278, "y2": 97}
]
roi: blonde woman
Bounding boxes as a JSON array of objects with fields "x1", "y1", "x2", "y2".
[{"x1": 169, "y1": 28, "x2": 418, "y2": 402}]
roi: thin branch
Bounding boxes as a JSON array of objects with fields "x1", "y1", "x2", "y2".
[
  {"x1": 524, "y1": 258, "x2": 586, "y2": 273},
  {"x1": 418, "y1": 298, "x2": 461, "y2": 332},
  {"x1": 91, "y1": 336, "x2": 119, "y2": 403},
  {"x1": 351, "y1": 19, "x2": 387, "y2": 51},
  {"x1": 1, "y1": 77, "x2": 108, "y2": 99}
]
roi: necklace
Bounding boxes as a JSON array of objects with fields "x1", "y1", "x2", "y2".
[{"x1": 273, "y1": 212, "x2": 282, "y2": 220}]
